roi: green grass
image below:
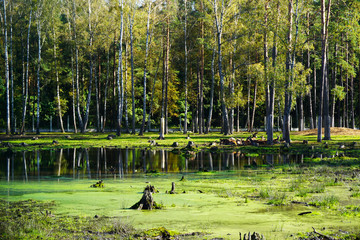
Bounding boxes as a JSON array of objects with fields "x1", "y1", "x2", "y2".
[{"x1": 2, "y1": 130, "x2": 360, "y2": 155}]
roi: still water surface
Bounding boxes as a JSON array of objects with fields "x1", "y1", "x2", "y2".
[{"x1": 0, "y1": 148, "x2": 308, "y2": 181}]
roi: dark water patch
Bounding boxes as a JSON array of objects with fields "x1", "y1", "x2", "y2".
[{"x1": 0, "y1": 148, "x2": 311, "y2": 181}]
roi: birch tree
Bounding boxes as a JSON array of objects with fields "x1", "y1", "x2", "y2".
[
  {"x1": 139, "y1": 1, "x2": 152, "y2": 136},
  {"x1": 213, "y1": 0, "x2": 231, "y2": 135},
  {"x1": 3, "y1": 0, "x2": 10, "y2": 134}
]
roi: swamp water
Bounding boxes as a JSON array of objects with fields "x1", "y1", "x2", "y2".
[{"x1": 1, "y1": 148, "x2": 359, "y2": 239}]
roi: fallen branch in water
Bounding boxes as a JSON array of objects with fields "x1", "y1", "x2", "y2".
[{"x1": 312, "y1": 227, "x2": 335, "y2": 240}]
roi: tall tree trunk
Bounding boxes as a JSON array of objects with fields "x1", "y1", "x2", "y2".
[
  {"x1": 236, "y1": 105, "x2": 239, "y2": 132},
  {"x1": 331, "y1": 43, "x2": 337, "y2": 127},
  {"x1": 206, "y1": 38, "x2": 216, "y2": 134},
  {"x1": 183, "y1": 0, "x2": 188, "y2": 134},
  {"x1": 213, "y1": 0, "x2": 229, "y2": 135},
  {"x1": 124, "y1": 42, "x2": 129, "y2": 133},
  {"x1": 3, "y1": 0, "x2": 10, "y2": 134},
  {"x1": 139, "y1": 2, "x2": 152, "y2": 136},
  {"x1": 345, "y1": 40, "x2": 349, "y2": 128},
  {"x1": 196, "y1": 64, "x2": 200, "y2": 133},
  {"x1": 103, "y1": 49, "x2": 110, "y2": 132},
  {"x1": 159, "y1": 34, "x2": 166, "y2": 140},
  {"x1": 36, "y1": 17, "x2": 42, "y2": 135},
  {"x1": 283, "y1": 0, "x2": 294, "y2": 144},
  {"x1": 67, "y1": 11, "x2": 77, "y2": 133},
  {"x1": 147, "y1": 52, "x2": 162, "y2": 132},
  {"x1": 10, "y1": 1, "x2": 14, "y2": 134},
  {"x1": 318, "y1": 0, "x2": 332, "y2": 141},
  {"x1": 113, "y1": 32, "x2": 117, "y2": 129},
  {"x1": 164, "y1": 12, "x2": 170, "y2": 134},
  {"x1": 351, "y1": 74, "x2": 354, "y2": 129},
  {"x1": 116, "y1": 0, "x2": 124, "y2": 136},
  {"x1": 21, "y1": 10, "x2": 32, "y2": 134},
  {"x1": 129, "y1": 12, "x2": 136, "y2": 135},
  {"x1": 229, "y1": 53, "x2": 235, "y2": 134},
  {"x1": 73, "y1": 0, "x2": 83, "y2": 131},
  {"x1": 298, "y1": 96, "x2": 304, "y2": 130},
  {"x1": 82, "y1": 0, "x2": 93, "y2": 133},
  {"x1": 247, "y1": 68, "x2": 251, "y2": 132},
  {"x1": 265, "y1": 0, "x2": 274, "y2": 144},
  {"x1": 95, "y1": 55, "x2": 100, "y2": 132},
  {"x1": 307, "y1": 12, "x2": 314, "y2": 129},
  {"x1": 54, "y1": 29, "x2": 65, "y2": 133},
  {"x1": 250, "y1": 79, "x2": 257, "y2": 131},
  {"x1": 198, "y1": 0, "x2": 204, "y2": 134}
]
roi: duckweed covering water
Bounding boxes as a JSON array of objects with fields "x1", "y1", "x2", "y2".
[{"x1": 0, "y1": 147, "x2": 360, "y2": 239}]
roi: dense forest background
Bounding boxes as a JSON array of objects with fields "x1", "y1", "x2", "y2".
[{"x1": 0, "y1": 0, "x2": 360, "y2": 142}]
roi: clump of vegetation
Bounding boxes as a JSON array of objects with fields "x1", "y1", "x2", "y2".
[
  {"x1": 340, "y1": 205, "x2": 360, "y2": 217},
  {"x1": 259, "y1": 187, "x2": 287, "y2": 205},
  {"x1": 308, "y1": 195, "x2": 339, "y2": 209},
  {"x1": 90, "y1": 180, "x2": 104, "y2": 188},
  {"x1": 0, "y1": 199, "x2": 138, "y2": 239}
]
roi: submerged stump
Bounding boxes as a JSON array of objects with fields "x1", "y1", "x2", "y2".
[{"x1": 130, "y1": 186, "x2": 162, "y2": 210}]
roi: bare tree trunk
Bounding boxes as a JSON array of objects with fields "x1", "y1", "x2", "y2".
[
  {"x1": 129, "y1": 11, "x2": 136, "y2": 135},
  {"x1": 331, "y1": 44, "x2": 337, "y2": 127},
  {"x1": 184, "y1": 0, "x2": 188, "y2": 134},
  {"x1": 213, "y1": 0, "x2": 229, "y2": 135},
  {"x1": 345, "y1": 41, "x2": 349, "y2": 128},
  {"x1": 116, "y1": 0, "x2": 124, "y2": 136},
  {"x1": 3, "y1": 0, "x2": 10, "y2": 134},
  {"x1": 265, "y1": 1, "x2": 270, "y2": 142},
  {"x1": 307, "y1": 13, "x2": 314, "y2": 129},
  {"x1": 36, "y1": 16, "x2": 42, "y2": 135},
  {"x1": 196, "y1": 63, "x2": 200, "y2": 133},
  {"x1": 198, "y1": 0, "x2": 204, "y2": 134},
  {"x1": 21, "y1": 10, "x2": 32, "y2": 133},
  {"x1": 250, "y1": 79, "x2": 257, "y2": 131},
  {"x1": 229, "y1": 53, "x2": 235, "y2": 134},
  {"x1": 72, "y1": 0, "x2": 83, "y2": 132},
  {"x1": 54, "y1": 29, "x2": 65, "y2": 133},
  {"x1": 283, "y1": 0, "x2": 294, "y2": 144},
  {"x1": 247, "y1": 69, "x2": 251, "y2": 132},
  {"x1": 313, "y1": 58, "x2": 317, "y2": 128},
  {"x1": 267, "y1": 1, "x2": 279, "y2": 144},
  {"x1": 67, "y1": 11, "x2": 77, "y2": 133},
  {"x1": 95, "y1": 55, "x2": 100, "y2": 132},
  {"x1": 10, "y1": 1, "x2": 14, "y2": 134},
  {"x1": 319, "y1": 0, "x2": 332, "y2": 141},
  {"x1": 164, "y1": 12, "x2": 170, "y2": 134},
  {"x1": 206, "y1": 39, "x2": 216, "y2": 134},
  {"x1": 124, "y1": 42, "x2": 129, "y2": 133},
  {"x1": 299, "y1": 96, "x2": 304, "y2": 131},
  {"x1": 147, "y1": 52, "x2": 161, "y2": 132},
  {"x1": 82, "y1": 0, "x2": 94, "y2": 133},
  {"x1": 103, "y1": 49, "x2": 110, "y2": 132},
  {"x1": 351, "y1": 74, "x2": 354, "y2": 129},
  {"x1": 236, "y1": 105, "x2": 239, "y2": 132},
  {"x1": 139, "y1": 2, "x2": 152, "y2": 136},
  {"x1": 159, "y1": 35, "x2": 166, "y2": 140}
]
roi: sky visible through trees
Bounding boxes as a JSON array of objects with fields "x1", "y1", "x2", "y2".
[{"x1": 0, "y1": 0, "x2": 360, "y2": 142}]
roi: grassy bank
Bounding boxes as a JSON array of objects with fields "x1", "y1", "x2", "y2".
[{"x1": 1, "y1": 127, "x2": 360, "y2": 154}]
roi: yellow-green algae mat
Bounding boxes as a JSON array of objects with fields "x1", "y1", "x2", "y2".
[{"x1": 1, "y1": 171, "x2": 360, "y2": 239}]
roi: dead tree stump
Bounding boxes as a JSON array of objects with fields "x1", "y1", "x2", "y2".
[
  {"x1": 130, "y1": 186, "x2": 162, "y2": 210},
  {"x1": 170, "y1": 182, "x2": 176, "y2": 194}
]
